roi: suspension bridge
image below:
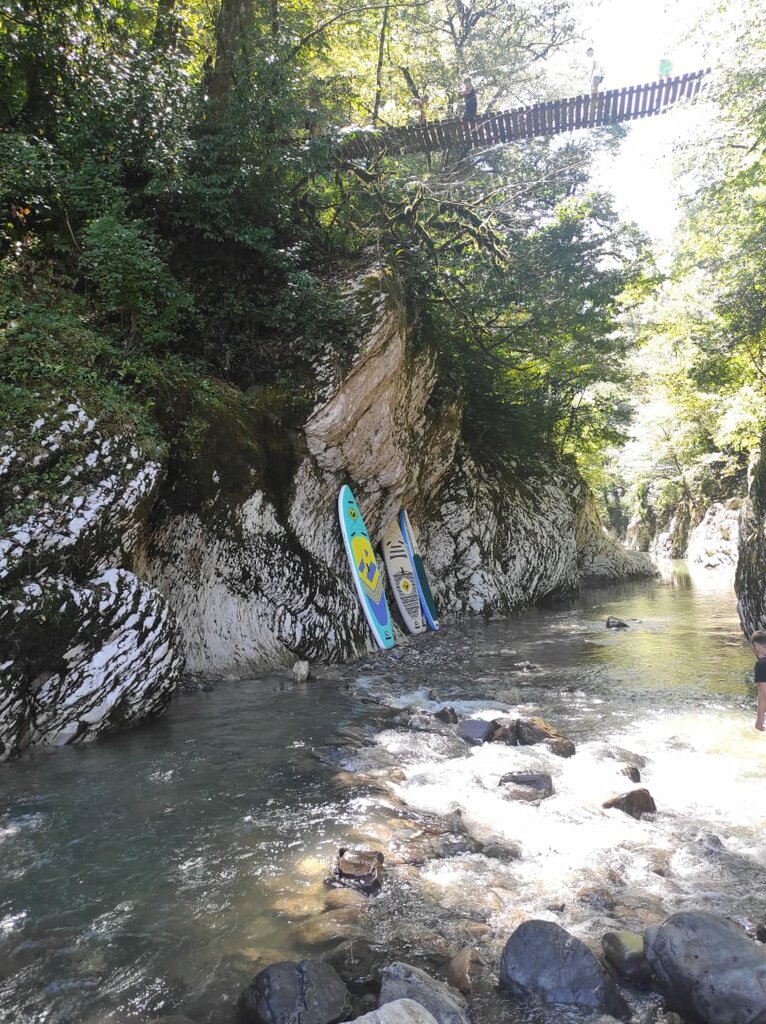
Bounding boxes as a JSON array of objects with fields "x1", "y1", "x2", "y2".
[{"x1": 338, "y1": 68, "x2": 710, "y2": 160}]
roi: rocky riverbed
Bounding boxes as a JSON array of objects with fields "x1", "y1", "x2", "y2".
[{"x1": 1, "y1": 563, "x2": 764, "y2": 1024}]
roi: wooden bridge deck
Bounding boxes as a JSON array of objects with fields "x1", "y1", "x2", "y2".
[{"x1": 338, "y1": 69, "x2": 710, "y2": 160}]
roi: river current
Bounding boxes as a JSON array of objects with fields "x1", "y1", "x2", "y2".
[{"x1": 1, "y1": 562, "x2": 765, "y2": 1024}]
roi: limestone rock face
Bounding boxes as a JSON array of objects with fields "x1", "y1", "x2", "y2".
[
  {"x1": 737, "y1": 444, "x2": 766, "y2": 636},
  {"x1": 0, "y1": 403, "x2": 183, "y2": 760},
  {"x1": 575, "y1": 488, "x2": 655, "y2": 580},
  {"x1": 687, "y1": 499, "x2": 740, "y2": 570},
  {"x1": 644, "y1": 912, "x2": 766, "y2": 1024}
]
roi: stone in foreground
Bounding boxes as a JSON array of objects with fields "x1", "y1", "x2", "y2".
[
  {"x1": 644, "y1": 911, "x2": 766, "y2": 1024},
  {"x1": 457, "y1": 718, "x2": 496, "y2": 746},
  {"x1": 601, "y1": 931, "x2": 652, "y2": 982},
  {"x1": 379, "y1": 963, "x2": 470, "y2": 1024},
  {"x1": 352, "y1": 999, "x2": 438, "y2": 1024},
  {"x1": 499, "y1": 920, "x2": 630, "y2": 1020},
  {"x1": 238, "y1": 960, "x2": 348, "y2": 1024}
]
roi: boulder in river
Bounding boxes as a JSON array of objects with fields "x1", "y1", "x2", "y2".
[
  {"x1": 238, "y1": 960, "x2": 349, "y2": 1024},
  {"x1": 333, "y1": 849, "x2": 385, "y2": 893},
  {"x1": 352, "y1": 999, "x2": 439, "y2": 1024},
  {"x1": 379, "y1": 962, "x2": 470, "y2": 1024},
  {"x1": 292, "y1": 660, "x2": 311, "y2": 682},
  {"x1": 621, "y1": 764, "x2": 641, "y2": 783},
  {"x1": 499, "y1": 920, "x2": 631, "y2": 1020},
  {"x1": 434, "y1": 707, "x2": 459, "y2": 725},
  {"x1": 447, "y1": 948, "x2": 483, "y2": 994},
  {"x1": 499, "y1": 772, "x2": 554, "y2": 801},
  {"x1": 644, "y1": 911, "x2": 766, "y2": 1023},
  {"x1": 606, "y1": 616, "x2": 629, "y2": 629},
  {"x1": 516, "y1": 717, "x2": 576, "y2": 758},
  {"x1": 603, "y1": 788, "x2": 656, "y2": 819},
  {"x1": 457, "y1": 718, "x2": 496, "y2": 746},
  {"x1": 601, "y1": 931, "x2": 653, "y2": 983}
]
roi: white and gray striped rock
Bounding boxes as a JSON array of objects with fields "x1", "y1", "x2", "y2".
[
  {"x1": 1, "y1": 569, "x2": 183, "y2": 758},
  {"x1": 379, "y1": 963, "x2": 470, "y2": 1024}
]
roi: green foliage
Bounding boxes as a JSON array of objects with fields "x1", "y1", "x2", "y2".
[{"x1": 80, "y1": 213, "x2": 193, "y2": 345}]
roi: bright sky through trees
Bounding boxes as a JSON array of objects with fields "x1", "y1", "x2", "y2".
[{"x1": 574, "y1": 0, "x2": 711, "y2": 244}]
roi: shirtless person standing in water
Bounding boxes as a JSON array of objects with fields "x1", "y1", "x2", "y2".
[{"x1": 751, "y1": 630, "x2": 766, "y2": 730}]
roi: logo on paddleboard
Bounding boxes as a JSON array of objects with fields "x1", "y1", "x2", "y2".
[{"x1": 351, "y1": 535, "x2": 385, "y2": 607}]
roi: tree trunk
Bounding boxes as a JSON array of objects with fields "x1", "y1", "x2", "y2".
[
  {"x1": 210, "y1": 0, "x2": 254, "y2": 102},
  {"x1": 371, "y1": 2, "x2": 390, "y2": 125}
]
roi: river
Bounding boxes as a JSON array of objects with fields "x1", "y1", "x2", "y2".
[{"x1": 1, "y1": 562, "x2": 764, "y2": 1024}]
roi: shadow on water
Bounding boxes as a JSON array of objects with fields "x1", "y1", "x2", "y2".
[{"x1": 0, "y1": 561, "x2": 764, "y2": 1023}]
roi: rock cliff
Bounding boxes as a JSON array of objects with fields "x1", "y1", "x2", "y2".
[
  {"x1": 1, "y1": 270, "x2": 654, "y2": 755},
  {"x1": 736, "y1": 445, "x2": 766, "y2": 636}
]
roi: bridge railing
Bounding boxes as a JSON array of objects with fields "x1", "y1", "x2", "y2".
[{"x1": 338, "y1": 69, "x2": 710, "y2": 160}]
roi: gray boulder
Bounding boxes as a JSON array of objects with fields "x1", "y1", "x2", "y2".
[
  {"x1": 644, "y1": 911, "x2": 766, "y2": 1023},
  {"x1": 601, "y1": 931, "x2": 652, "y2": 982},
  {"x1": 379, "y1": 963, "x2": 470, "y2": 1024},
  {"x1": 499, "y1": 920, "x2": 630, "y2": 1020},
  {"x1": 458, "y1": 718, "x2": 496, "y2": 746},
  {"x1": 353, "y1": 999, "x2": 438, "y2": 1024},
  {"x1": 602, "y1": 789, "x2": 656, "y2": 819},
  {"x1": 238, "y1": 960, "x2": 348, "y2": 1024},
  {"x1": 499, "y1": 772, "x2": 553, "y2": 801}
]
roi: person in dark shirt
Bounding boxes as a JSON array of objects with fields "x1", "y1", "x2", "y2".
[
  {"x1": 461, "y1": 78, "x2": 478, "y2": 122},
  {"x1": 751, "y1": 629, "x2": 766, "y2": 731}
]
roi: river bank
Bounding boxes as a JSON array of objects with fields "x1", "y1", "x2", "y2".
[{"x1": 1, "y1": 563, "x2": 764, "y2": 1023}]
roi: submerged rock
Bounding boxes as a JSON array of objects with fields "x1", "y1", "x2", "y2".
[
  {"x1": 293, "y1": 660, "x2": 311, "y2": 682},
  {"x1": 603, "y1": 789, "x2": 656, "y2": 819},
  {"x1": 434, "y1": 707, "x2": 459, "y2": 725},
  {"x1": 446, "y1": 948, "x2": 483, "y2": 995},
  {"x1": 644, "y1": 911, "x2": 766, "y2": 1024},
  {"x1": 606, "y1": 616, "x2": 629, "y2": 629},
  {"x1": 499, "y1": 772, "x2": 554, "y2": 801},
  {"x1": 499, "y1": 920, "x2": 630, "y2": 1020},
  {"x1": 238, "y1": 960, "x2": 349, "y2": 1024},
  {"x1": 379, "y1": 963, "x2": 470, "y2": 1024},
  {"x1": 621, "y1": 764, "x2": 641, "y2": 783}
]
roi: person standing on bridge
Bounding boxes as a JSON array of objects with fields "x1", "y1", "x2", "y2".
[
  {"x1": 461, "y1": 78, "x2": 478, "y2": 122},
  {"x1": 587, "y1": 47, "x2": 604, "y2": 94}
]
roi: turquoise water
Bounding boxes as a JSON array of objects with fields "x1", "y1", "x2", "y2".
[{"x1": 0, "y1": 562, "x2": 763, "y2": 1023}]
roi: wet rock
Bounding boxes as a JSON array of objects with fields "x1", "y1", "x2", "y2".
[
  {"x1": 575, "y1": 887, "x2": 616, "y2": 913},
  {"x1": 379, "y1": 963, "x2": 470, "y2": 1024},
  {"x1": 514, "y1": 660, "x2": 539, "y2": 672},
  {"x1": 622, "y1": 764, "x2": 641, "y2": 783},
  {"x1": 481, "y1": 841, "x2": 522, "y2": 862},
  {"x1": 644, "y1": 911, "x2": 766, "y2": 1024},
  {"x1": 295, "y1": 908, "x2": 368, "y2": 946},
  {"x1": 352, "y1": 999, "x2": 439, "y2": 1024},
  {"x1": 324, "y1": 888, "x2": 367, "y2": 912},
  {"x1": 606, "y1": 616, "x2": 629, "y2": 629},
  {"x1": 499, "y1": 772, "x2": 553, "y2": 802},
  {"x1": 603, "y1": 788, "x2": 656, "y2": 819},
  {"x1": 324, "y1": 939, "x2": 387, "y2": 996},
  {"x1": 434, "y1": 707, "x2": 458, "y2": 725},
  {"x1": 487, "y1": 718, "x2": 518, "y2": 744},
  {"x1": 756, "y1": 923, "x2": 766, "y2": 943},
  {"x1": 547, "y1": 736, "x2": 576, "y2": 757},
  {"x1": 446, "y1": 948, "x2": 482, "y2": 995},
  {"x1": 457, "y1": 718, "x2": 496, "y2": 746},
  {"x1": 238, "y1": 960, "x2": 349, "y2": 1024},
  {"x1": 499, "y1": 920, "x2": 630, "y2": 1020},
  {"x1": 602, "y1": 747, "x2": 648, "y2": 769},
  {"x1": 516, "y1": 717, "x2": 576, "y2": 757},
  {"x1": 293, "y1": 660, "x2": 311, "y2": 682},
  {"x1": 601, "y1": 931, "x2": 653, "y2": 983},
  {"x1": 333, "y1": 849, "x2": 385, "y2": 893}
]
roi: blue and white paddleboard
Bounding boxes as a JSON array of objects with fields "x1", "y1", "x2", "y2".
[
  {"x1": 399, "y1": 509, "x2": 439, "y2": 631},
  {"x1": 381, "y1": 516, "x2": 425, "y2": 635},
  {"x1": 338, "y1": 485, "x2": 395, "y2": 649}
]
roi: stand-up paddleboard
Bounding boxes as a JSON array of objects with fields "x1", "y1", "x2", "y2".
[
  {"x1": 381, "y1": 517, "x2": 425, "y2": 635},
  {"x1": 399, "y1": 509, "x2": 439, "y2": 630},
  {"x1": 338, "y1": 485, "x2": 395, "y2": 649}
]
